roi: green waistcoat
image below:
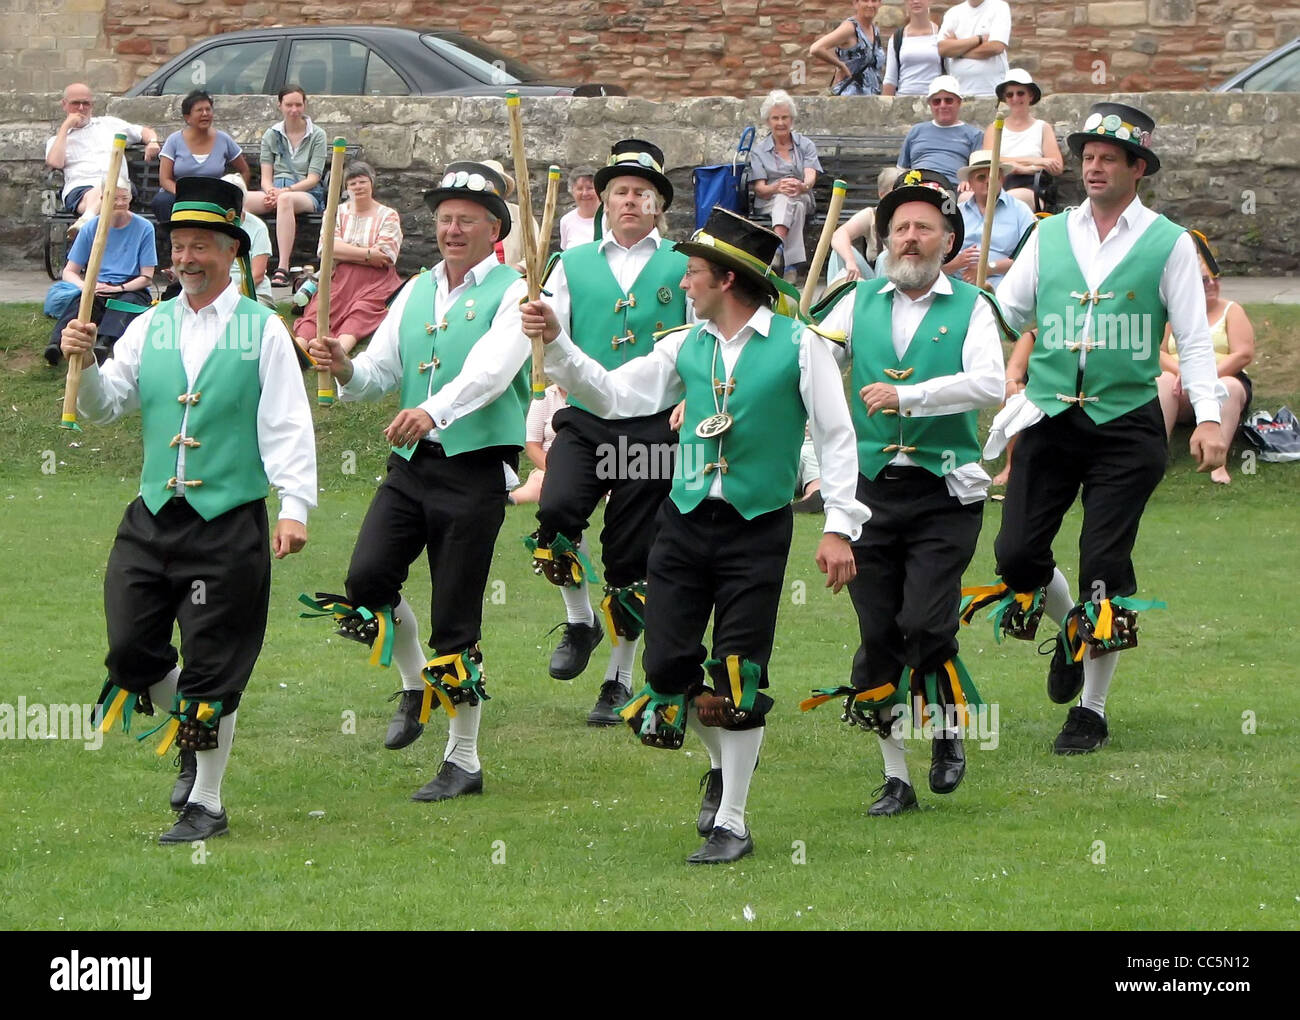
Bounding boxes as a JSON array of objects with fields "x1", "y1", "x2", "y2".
[
  {"x1": 671, "y1": 316, "x2": 806, "y2": 520},
  {"x1": 138, "y1": 297, "x2": 273, "y2": 520},
  {"x1": 551, "y1": 239, "x2": 688, "y2": 413},
  {"x1": 849, "y1": 279, "x2": 984, "y2": 480},
  {"x1": 394, "y1": 264, "x2": 528, "y2": 459},
  {"x1": 1028, "y1": 212, "x2": 1183, "y2": 425}
]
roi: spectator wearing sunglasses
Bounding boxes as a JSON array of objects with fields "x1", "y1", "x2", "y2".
[
  {"x1": 897, "y1": 76, "x2": 984, "y2": 191},
  {"x1": 986, "y1": 69, "x2": 1063, "y2": 211}
]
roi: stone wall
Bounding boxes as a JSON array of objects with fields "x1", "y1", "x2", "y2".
[
  {"x1": 1, "y1": 1, "x2": 1298, "y2": 97},
  {"x1": 2, "y1": 91, "x2": 1295, "y2": 274}
]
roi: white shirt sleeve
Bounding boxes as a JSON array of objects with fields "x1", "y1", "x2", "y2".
[
  {"x1": 799, "y1": 328, "x2": 869, "y2": 539},
  {"x1": 993, "y1": 227, "x2": 1039, "y2": 333},
  {"x1": 418, "y1": 277, "x2": 532, "y2": 430},
  {"x1": 338, "y1": 276, "x2": 415, "y2": 401},
  {"x1": 75, "y1": 303, "x2": 157, "y2": 424},
  {"x1": 543, "y1": 330, "x2": 686, "y2": 419},
  {"x1": 896, "y1": 295, "x2": 1006, "y2": 416},
  {"x1": 883, "y1": 35, "x2": 900, "y2": 87},
  {"x1": 1161, "y1": 231, "x2": 1221, "y2": 425},
  {"x1": 256, "y1": 314, "x2": 318, "y2": 522},
  {"x1": 990, "y1": 1, "x2": 1012, "y2": 44}
]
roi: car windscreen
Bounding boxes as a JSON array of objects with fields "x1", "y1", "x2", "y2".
[{"x1": 420, "y1": 33, "x2": 547, "y2": 85}]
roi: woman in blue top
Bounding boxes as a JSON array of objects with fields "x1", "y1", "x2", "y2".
[
  {"x1": 810, "y1": 0, "x2": 886, "y2": 96},
  {"x1": 151, "y1": 90, "x2": 250, "y2": 221},
  {"x1": 251, "y1": 85, "x2": 327, "y2": 286}
]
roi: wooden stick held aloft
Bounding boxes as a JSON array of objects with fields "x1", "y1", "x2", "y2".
[
  {"x1": 315, "y1": 138, "x2": 348, "y2": 405},
  {"x1": 975, "y1": 109, "x2": 1005, "y2": 292},
  {"x1": 801, "y1": 178, "x2": 848, "y2": 318},
  {"x1": 506, "y1": 91, "x2": 548, "y2": 399}
]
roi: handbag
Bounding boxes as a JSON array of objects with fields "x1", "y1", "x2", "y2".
[
  {"x1": 1241, "y1": 406, "x2": 1300, "y2": 463},
  {"x1": 692, "y1": 126, "x2": 756, "y2": 229}
]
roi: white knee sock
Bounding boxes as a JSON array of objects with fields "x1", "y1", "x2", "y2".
[
  {"x1": 189, "y1": 710, "x2": 237, "y2": 813},
  {"x1": 148, "y1": 665, "x2": 181, "y2": 709},
  {"x1": 561, "y1": 584, "x2": 594, "y2": 627},
  {"x1": 443, "y1": 701, "x2": 482, "y2": 773},
  {"x1": 391, "y1": 597, "x2": 427, "y2": 692},
  {"x1": 877, "y1": 729, "x2": 910, "y2": 784},
  {"x1": 687, "y1": 712, "x2": 724, "y2": 770},
  {"x1": 714, "y1": 727, "x2": 763, "y2": 837},
  {"x1": 1044, "y1": 568, "x2": 1074, "y2": 626},
  {"x1": 1081, "y1": 651, "x2": 1119, "y2": 717},
  {"x1": 605, "y1": 634, "x2": 640, "y2": 689}
]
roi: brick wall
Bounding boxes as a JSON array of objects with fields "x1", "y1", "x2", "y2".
[{"x1": 2, "y1": 1, "x2": 1297, "y2": 96}]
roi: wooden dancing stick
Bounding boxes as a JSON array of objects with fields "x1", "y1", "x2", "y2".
[
  {"x1": 975, "y1": 108, "x2": 1005, "y2": 293},
  {"x1": 505, "y1": 90, "x2": 547, "y2": 400},
  {"x1": 315, "y1": 137, "x2": 348, "y2": 405},
  {"x1": 535, "y1": 165, "x2": 562, "y2": 280},
  {"x1": 800, "y1": 178, "x2": 848, "y2": 318},
  {"x1": 60, "y1": 132, "x2": 128, "y2": 430}
]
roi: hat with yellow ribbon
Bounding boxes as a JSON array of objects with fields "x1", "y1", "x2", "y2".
[
  {"x1": 160, "y1": 176, "x2": 250, "y2": 256},
  {"x1": 674, "y1": 206, "x2": 781, "y2": 303}
]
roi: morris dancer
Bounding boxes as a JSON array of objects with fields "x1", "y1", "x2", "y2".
[
  {"x1": 526, "y1": 139, "x2": 691, "y2": 726},
  {"x1": 975, "y1": 103, "x2": 1225, "y2": 753},
  {"x1": 62, "y1": 176, "x2": 316, "y2": 844},
  {"x1": 305, "y1": 162, "x2": 529, "y2": 801},
  {"x1": 524, "y1": 208, "x2": 865, "y2": 863}
]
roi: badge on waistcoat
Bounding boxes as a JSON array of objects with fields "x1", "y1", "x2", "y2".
[
  {"x1": 657, "y1": 287, "x2": 672, "y2": 304},
  {"x1": 695, "y1": 413, "x2": 734, "y2": 439}
]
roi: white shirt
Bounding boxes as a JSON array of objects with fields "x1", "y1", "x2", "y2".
[
  {"x1": 820, "y1": 274, "x2": 1004, "y2": 503},
  {"x1": 544, "y1": 305, "x2": 870, "y2": 540},
  {"x1": 76, "y1": 280, "x2": 318, "y2": 523},
  {"x1": 230, "y1": 211, "x2": 274, "y2": 305},
  {"x1": 939, "y1": 0, "x2": 1011, "y2": 97},
  {"x1": 340, "y1": 252, "x2": 530, "y2": 440},
  {"x1": 995, "y1": 194, "x2": 1221, "y2": 430},
  {"x1": 882, "y1": 27, "x2": 944, "y2": 96},
  {"x1": 47, "y1": 116, "x2": 143, "y2": 199},
  {"x1": 559, "y1": 208, "x2": 596, "y2": 250}
]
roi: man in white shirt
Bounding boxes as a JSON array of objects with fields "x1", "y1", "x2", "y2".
[
  {"x1": 307, "y1": 161, "x2": 530, "y2": 804},
  {"x1": 938, "y1": 0, "x2": 1011, "y2": 97},
  {"x1": 60, "y1": 176, "x2": 316, "y2": 845},
  {"x1": 524, "y1": 207, "x2": 865, "y2": 864},
  {"x1": 811, "y1": 169, "x2": 1004, "y2": 816},
  {"x1": 45, "y1": 83, "x2": 160, "y2": 238},
  {"x1": 984, "y1": 103, "x2": 1226, "y2": 754}
]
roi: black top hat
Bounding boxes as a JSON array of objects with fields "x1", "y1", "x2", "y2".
[
  {"x1": 1067, "y1": 102, "x2": 1161, "y2": 176},
  {"x1": 875, "y1": 169, "x2": 965, "y2": 262},
  {"x1": 422, "y1": 161, "x2": 512, "y2": 239},
  {"x1": 593, "y1": 139, "x2": 674, "y2": 208},
  {"x1": 160, "y1": 176, "x2": 250, "y2": 256},
  {"x1": 674, "y1": 206, "x2": 781, "y2": 304}
]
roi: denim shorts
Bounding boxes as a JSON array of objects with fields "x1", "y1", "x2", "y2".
[{"x1": 274, "y1": 174, "x2": 325, "y2": 212}]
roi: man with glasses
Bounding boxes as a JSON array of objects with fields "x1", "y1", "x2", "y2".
[
  {"x1": 306, "y1": 161, "x2": 530, "y2": 803},
  {"x1": 45, "y1": 83, "x2": 161, "y2": 241},
  {"x1": 897, "y1": 76, "x2": 984, "y2": 190}
]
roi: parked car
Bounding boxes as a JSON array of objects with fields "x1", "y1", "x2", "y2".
[
  {"x1": 1212, "y1": 37, "x2": 1300, "y2": 92},
  {"x1": 124, "y1": 25, "x2": 618, "y2": 98}
]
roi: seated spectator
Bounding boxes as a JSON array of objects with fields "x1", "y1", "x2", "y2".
[
  {"x1": 987, "y1": 70, "x2": 1063, "y2": 211},
  {"x1": 946, "y1": 149, "x2": 1035, "y2": 288},
  {"x1": 938, "y1": 0, "x2": 1011, "y2": 97},
  {"x1": 897, "y1": 76, "x2": 984, "y2": 189},
  {"x1": 221, "y1": 174, "x2": 274, "y2": 307},
  {"x1": 749, "y1": 89, "x2": 822, "y2": 279},
  {"x1": 508, "y1": 383, "x2": 568, "y2": 505},
  {"x1": 827, "y1": 166, "x2": 903, "y2": 284},
  {"x1": 810, "y1": 0, "x2": 886, "y2": 96},
  {"x1": 559, "y1": 166, "x2": 599, "y2": 250},
  {"x1": 44, "y1": 184, "x2": 154, "y2": 366},
  {"x1": 1157, "y1": 232, "x2": 1254, "y2": 485},
  {"x1": 252, "y1": 85, "x2": 326, "y2": 286},
  {"x1": 882, "y1": 0, "x2": 945, "y2": 97},
  {"x1": 152, "y1": 90, "x2": 250, "y2": 222},
  {"x1": 482, "y1": 159, "x2": 541, "y2": 268},
  {"x1": 45, "y1": 83, "x2": 161, "y2": 241},
  {"x1": 293, "y1": 161, "x2": 402, "y2": 354}
]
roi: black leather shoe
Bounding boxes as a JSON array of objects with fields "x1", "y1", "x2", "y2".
[
  {"x1": 411, "y1": 759, "x2": 484, "y2": 802},
  {"x1": 44, "y1": 344, "x2": 63, "y2": 367},
  {"x1": 549, "y1": 621, "x2": 604, "y2": 681},
  {"x1": 169, "y1": 749, "x2": 197, "y2": 811},
  {"x1": 1053, "y1": 705, "x2": 1109, "y2": 755},
  {"x1": 868, "y1": 776, "x2": 919, "y2": 816},
  {"x1": 384, "y1": 689, "x2": 425, "y2": 750},
  {"x1": 1044, "y1": 632, "x2": 1085, "y2": 704},
  {"x1": 159, "y1": 803, "x2": 229, "y2": 844},
  {"x1": 929, "y1": 735, "x2": 966, "y2": 794},
  {"x1": 696, "y1": 768, "x2": 723, "y2": 836},
  {"x1": 586, "y1": 679, "x2": 631, "y2": 727},
  {"x1": 687, "y1": 826, "x2": 754, "y2": 864}
]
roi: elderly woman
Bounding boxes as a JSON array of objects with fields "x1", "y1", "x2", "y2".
[
  {"x1": 152, "y1": 90, "x2": 249, "y2": 221},
  {"x1": 1157, "y1": 231, "x2": 1255, "y2": 485},
  {"x1": 254, "y1": 85, "x2": 327, "y2": 286},
  {"x1": 985, "y1": 69, "x2": 1063, "y2": 211},
  {"x1": 293, "y1": 161, "x2": 402, "y2": 354},
  {"x1": 810, "y1": 0, "x2": 886, "y2": 96},
  {"x1": 749, "y1": 90, "x2": 822, "y2": 278}
]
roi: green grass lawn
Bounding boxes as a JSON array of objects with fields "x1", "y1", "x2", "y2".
[{"x1": 1, "y1": 303, "x2": 1298, "y2": 931}]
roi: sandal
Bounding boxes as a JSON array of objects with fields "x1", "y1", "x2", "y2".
[{"x1": 270, "y1": 268, "x2": 292, "y2": 288}]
